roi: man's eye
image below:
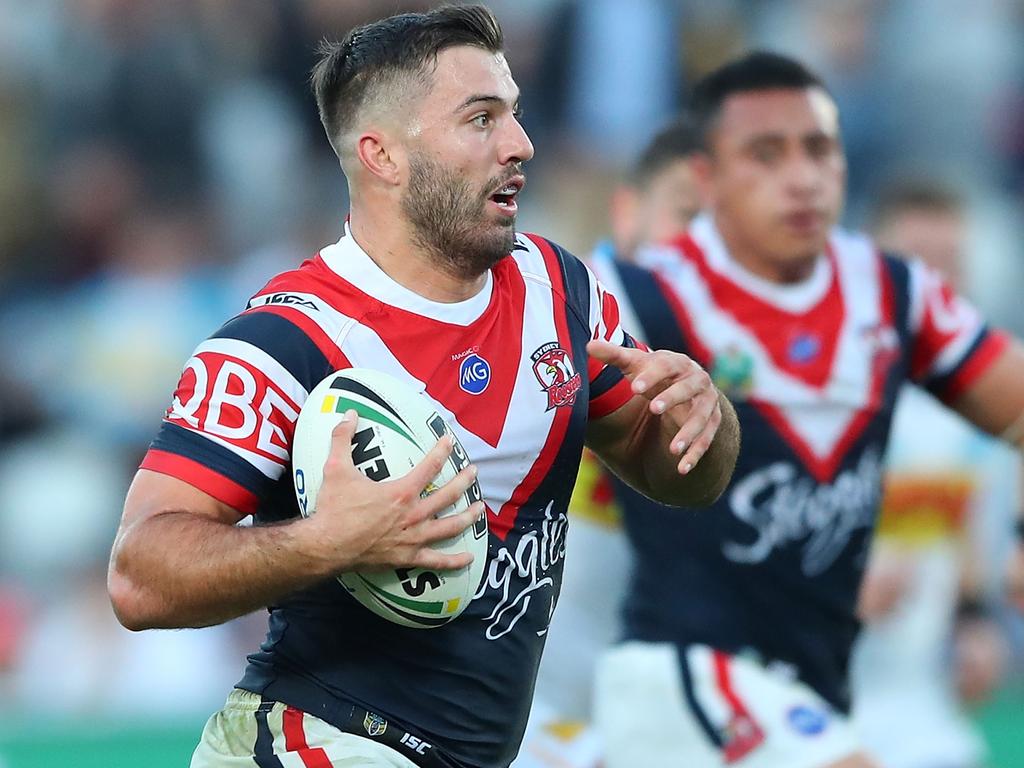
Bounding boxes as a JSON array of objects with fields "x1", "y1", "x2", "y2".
[{"x1": 472, "y1": 114, "x2": 490, "y2": 128}]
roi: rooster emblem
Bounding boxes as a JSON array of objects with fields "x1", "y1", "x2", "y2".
[{"x1": 532, "y1": 342, "x2": 582, "y2": 409}]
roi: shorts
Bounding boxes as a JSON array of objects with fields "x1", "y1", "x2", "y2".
[
  {"x1": 190, "y1": 689, "x2": 423, "y2": 767},
  {"x1": 594, "y1": 642, "x2": 861, "y2": 768},
  {"x1": 510, "y1": 697, "x2": 602, "y2": 768}
]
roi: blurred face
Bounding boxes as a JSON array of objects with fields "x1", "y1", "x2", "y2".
[
  {"x1": 876, "y1": 208, "x2": 965, "y2": 288},
  {"x1": 700, "y1": 87, "x2": 846, "y2": 282},
  {"x1": 400, "y1": 45, "x2": 534, "y2": 277},
  {"x1": 614, "y1": 158, "x2": 701, "y2": 258}
]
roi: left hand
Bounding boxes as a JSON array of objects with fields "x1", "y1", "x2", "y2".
[{"x1": 587, "y1": 339, "x2": 722, "y2": 474}]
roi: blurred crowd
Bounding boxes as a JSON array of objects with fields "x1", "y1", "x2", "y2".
[{"x1": 1, "y1": 0, "x2": 1024, "y2": 726}]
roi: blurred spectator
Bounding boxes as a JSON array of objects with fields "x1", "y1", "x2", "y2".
[{"x1": 850, "y1": 179, "x2": 1020, "y2": 768}]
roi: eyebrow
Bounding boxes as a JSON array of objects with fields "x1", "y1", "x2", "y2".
[{"x1": 455, "y1": 91, "x2": 521, "y2": 113}]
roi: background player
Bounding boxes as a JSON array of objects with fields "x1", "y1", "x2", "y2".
[
  {"x1": 106, "y1": 7, "x2": 739, "y2": 768},
  {"x1": 850, "y1": 179, "x2": 1022, "y2": 768},
  {"x1": 514, "y1": 118, "x2": 704, "y2": 768},
  {"x1": 590, "y1": 51, "x2": 1024, "y2": 768}
]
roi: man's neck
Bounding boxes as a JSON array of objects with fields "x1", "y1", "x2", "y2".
[
  {"x1": 715, "y1": 218, "x2": 818, "y2": 285},
  {"x1": 348, "y1": 206, "x2": 489, "y2": 304}
]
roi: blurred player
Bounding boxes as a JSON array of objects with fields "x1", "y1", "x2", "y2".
[
  {"x1": 591, "y1": 51, "x2": 1024, "y2": 768},
  {"x1": 106, "y1": 7, "x2": 740, "y2": 768},
  {"x1": 514, "y1": 118, "x2": 703, "y2": 768},
  {"x1": 850, "y1": 180, "x2": 1020, "y2": 768}
]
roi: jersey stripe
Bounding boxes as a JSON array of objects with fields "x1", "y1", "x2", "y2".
[
  {"x1": 490, "y1": 236, "x2": 582, "y2": 541},
  {"x1": 282, "y1": 707, "x2": 333, "y2": 768},
  {"x1": 141, "y1": 447, "x2": 260, "y2": 514},
  {"x1": 678, "y1": 649, "x2": 725, "y2": 749},
  {"x1": 146, "y1": 420, "x2": 273, "y2": 502},
  {"x1": 254, "y1": 701, "x2": 286, "y2": 768},
  {"x1": 929, "y1": 329, "x2": 1009, "y2": 403},
  {"x1": 243, "y1": 305, "x2": 350, "y2": 375}
]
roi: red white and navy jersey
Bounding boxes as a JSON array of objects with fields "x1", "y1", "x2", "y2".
[
  {"x1": 597, "y1": 213, "x2": 1009, "y2": 712},
  {"x1": 141, "y1": 225, "x2": 635, "y2": 768}
]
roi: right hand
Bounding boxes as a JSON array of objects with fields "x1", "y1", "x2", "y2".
[{"x1": 306, "y1": 410, "x2": 483, "y2": 574}]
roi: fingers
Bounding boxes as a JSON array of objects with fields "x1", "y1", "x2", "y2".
[
  {"x1": 674, "y1": 397, "x2": 722, "y2": 473},
  {"x1": 411, "y1": 504, "x2": 485, "y2": 570},
  {"x1": 403, "y1": 432, "x2": 456, "y2": 495},
  {"x1": 322, "y1": 410, "x2": 362, "y2": 478}
]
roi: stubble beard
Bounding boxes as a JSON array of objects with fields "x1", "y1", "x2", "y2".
[{"x1": 401, "y1": 152, "x2": 518, "y2": 279}]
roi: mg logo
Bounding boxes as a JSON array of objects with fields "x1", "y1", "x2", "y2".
[{"x1": 459, "y1": 353, "x2": 491, "y2": 395}]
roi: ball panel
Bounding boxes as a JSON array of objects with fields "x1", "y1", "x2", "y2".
[{"x1": 292, "y1": 367, "x2": 488, "y2": 629}]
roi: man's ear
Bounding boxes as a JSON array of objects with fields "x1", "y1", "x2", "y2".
[
  {"x1": 689, "y1": 152, "x2": 716, "y2": 209},
  {"x1": 356, "y1": 131, "x2": 403, "y2": 186}
]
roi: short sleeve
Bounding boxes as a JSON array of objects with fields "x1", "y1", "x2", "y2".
[
  {"x1": 140, "y1": 310, "x2": 341, "y2": 513},
  {"x1": 904, "y1": 259, "x2": 1009, "y2": 402}
]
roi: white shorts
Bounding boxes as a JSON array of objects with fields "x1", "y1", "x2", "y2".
[
  {"x1": 510, "y1": 697, "x2": 603, "y2": 768},
  {"x1": 594, "y1": 642, "x2": 861, "y2": 768},
  {"x1": 190, "y1": 689, "x2": 420, "y2": 768}
]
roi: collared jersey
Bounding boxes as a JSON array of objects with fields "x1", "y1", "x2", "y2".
[
  {"x1": 141, "y1": 226, "x2": 635, "y2": 768},
  {"x1": 594, "y1": 214, "x2": 1008, "y2": 711}
]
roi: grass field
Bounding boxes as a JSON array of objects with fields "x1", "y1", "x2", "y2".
[{"x1": 1, "y1": 688, "x2": 1021, "y2": 767}]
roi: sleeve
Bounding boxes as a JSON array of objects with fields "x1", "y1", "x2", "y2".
[
  {"x1": 904, "y1": 259, "x2": 1010, "y2": 402},
  {"x1": 580, "y1": 258, "x2": 641, "y2": 420},
  {"x1": 140, "y1": 309, "x2": 343, "y2": 513}
]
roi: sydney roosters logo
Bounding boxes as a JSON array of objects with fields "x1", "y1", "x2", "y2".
[{"x1": 531, "y1": 342, "x2": 582, "y2": 409}]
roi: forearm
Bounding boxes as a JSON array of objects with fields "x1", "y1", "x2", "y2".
[
  {"x1": 109, "y1": 510, "x2": 332, "y2": 630},
  {"x1": 639, "y1": 393, "x2": 740, "y2": 506}
]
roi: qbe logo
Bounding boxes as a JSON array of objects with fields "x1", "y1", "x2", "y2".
[{"x1": 459, "y1": 353, "x2": 491, "y2": 395}]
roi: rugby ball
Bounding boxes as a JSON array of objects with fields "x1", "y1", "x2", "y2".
[{"x1": 291, "y1": 368, "x2": 487, "y2": 628}]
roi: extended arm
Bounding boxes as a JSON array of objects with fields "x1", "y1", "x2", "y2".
[
  {"x1": 108, "y1": 413, "x2": 481, "y2": 630},
  {"x1": 585, "y1": 340, "x2": 740, "y2": 507},
  {"x1": 952, "y1": 338, "x2": 1024, "y2": 612}
]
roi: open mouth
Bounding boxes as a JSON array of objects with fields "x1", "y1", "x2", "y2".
[{"x1": 488, "y1": 176, "x2": 525, "y2": 216}]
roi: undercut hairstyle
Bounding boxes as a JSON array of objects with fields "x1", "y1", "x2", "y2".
[
  {"x1": 689, "y1": 51, "x2": 829, "y2": 149},
  {"x1": 872, "y1": 179, "x2": 964, "y2": 231},
  {"x1": 311, "y1": 5, "x2": 504, "y2": 159},
  {"x1": 631, "y1": 117, "x2": 702, "y2": 188}
]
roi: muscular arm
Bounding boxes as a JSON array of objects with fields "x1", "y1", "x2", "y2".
[
  {"x1": 951, "y1": 338, "x2": 1024, "y2": 612},
  {"x1": 109, "y1": 415, "x2": 481, "y2": 631},
  {"x1": 585, "y1": 341, "x2": 740, "y2": 507},
  {"x1": 952, "y1": 339, "x2": 1024, "y2": 446},
  {"x1": 108, "y1": 470, "x2": 331, "y2": 630}
]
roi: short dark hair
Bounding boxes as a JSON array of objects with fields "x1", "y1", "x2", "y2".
[
  {"x1": 872, "y1": 178, "x2": 964, "y2": 230},
  {"x1": 689, "y1": 51, "x2": 828, "y2": 148},
  {"x1": 311, "y1": 5, "x2": 504, "y2": 157},
  {"x1": 631, "y1": 117, "x2": 702, "y2": 188}
]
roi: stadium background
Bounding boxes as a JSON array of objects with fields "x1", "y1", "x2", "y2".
[{"x1": 0, "y1": 0, "x2": 1022, "y2": 765}]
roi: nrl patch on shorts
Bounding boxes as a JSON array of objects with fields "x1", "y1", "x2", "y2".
[{"x1": 363, "y1": 711, "x2": 388, "y2": 737}]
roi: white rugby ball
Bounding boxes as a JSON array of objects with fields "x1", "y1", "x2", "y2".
[{"x1": 291, "y1": 368, "x2": 487, "y2": 628}]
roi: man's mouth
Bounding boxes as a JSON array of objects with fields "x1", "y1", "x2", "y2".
[{"x1": 488, "y1": 176, "x2": 525, "y2": 216}]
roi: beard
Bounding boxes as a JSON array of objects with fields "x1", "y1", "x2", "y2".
[{"x1": 401, "y1": 151, "x2": 520, "y2": 278}]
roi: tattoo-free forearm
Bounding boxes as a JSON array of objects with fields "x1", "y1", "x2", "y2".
[
  {"x1": 109, "y1": 508, "x2": 334, "y2": 630},
  {"x1": 640, "y1": 393, "x2": 740, "y2": 506}
]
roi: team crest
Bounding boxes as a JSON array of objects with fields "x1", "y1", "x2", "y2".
[
  {"x1": 532, "y1": 342, "x2": 582, "y2": 410},
  {"x1": 363, "y1": 711, "x2": 388, "y2": 737},
  {"x1": 711, "y1": 345, "x2": 754, "y2": 397}
]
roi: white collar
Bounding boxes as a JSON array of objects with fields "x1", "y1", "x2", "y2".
[
  {"x1": 317, "y1": 221, "x2": 494, "y2": 326},
  {"x1": 690, "y1": 213, "x2": 833, "y2": 313}
]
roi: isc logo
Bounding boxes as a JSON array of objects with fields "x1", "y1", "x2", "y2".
[
  {"x1": 459, "y1": 353, "x2": 490, "y2": 395},
  {"x1": 399, "y1": 732, "x2": 432, "y2": 755}
]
